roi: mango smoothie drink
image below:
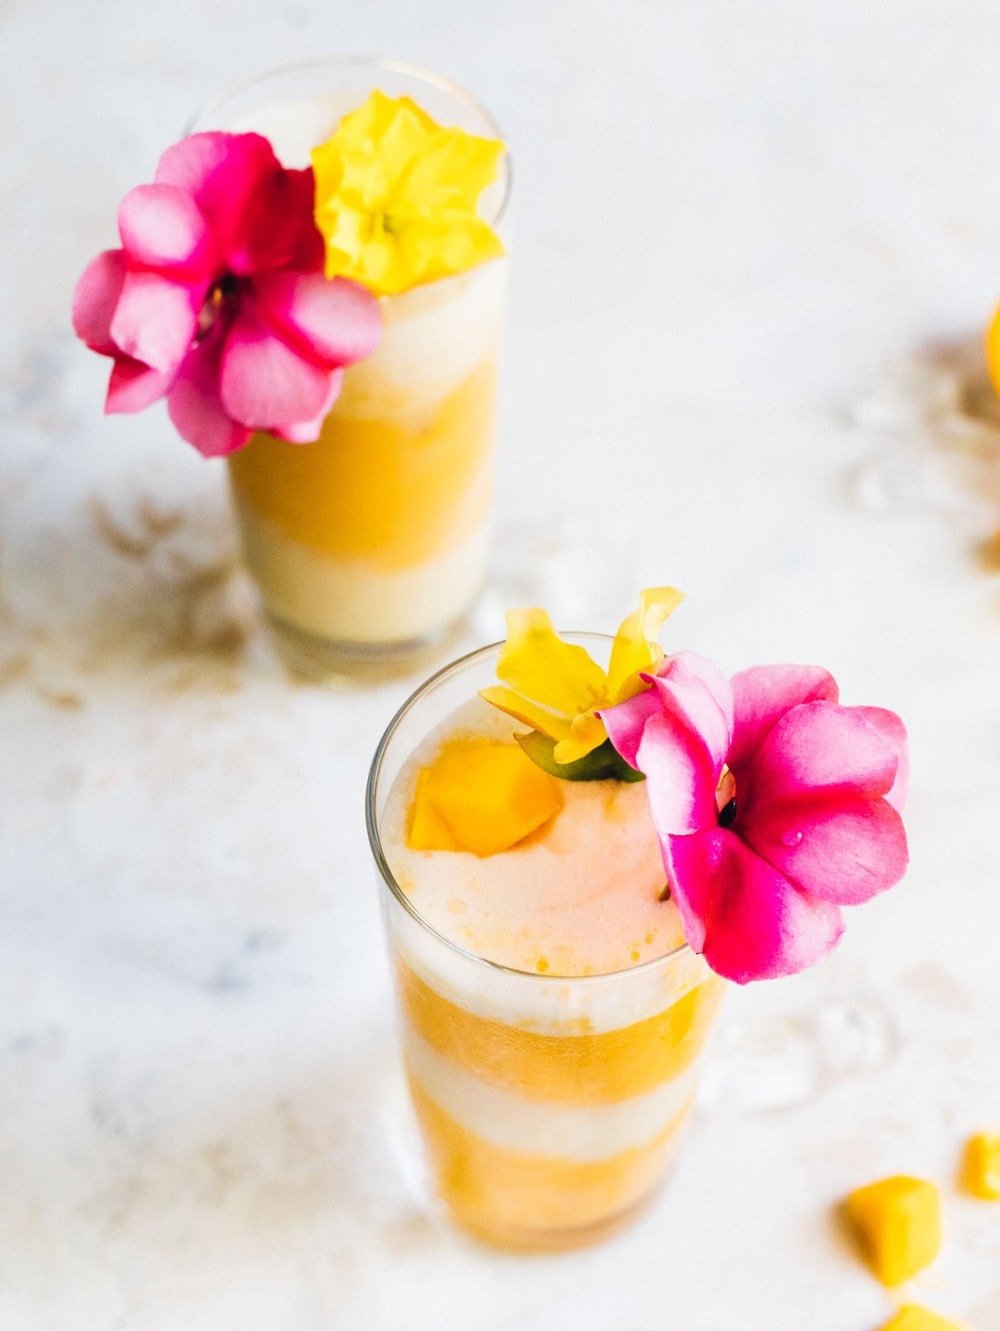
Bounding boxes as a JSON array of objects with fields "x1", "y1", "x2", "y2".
[
  {"x1": 194, "y1": 60, "x2": 509, "y2": 662},
  {"x1": 367, "y1": 637, "x2": 725, "y2": 1251}
]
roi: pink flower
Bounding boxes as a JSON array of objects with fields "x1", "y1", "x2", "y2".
[
  {"x1": 601, "y1": 655, "x2": 909, "y2": 983},
  {"x1": 72, "y1": 132, "x2": 381, "y2": 457}
]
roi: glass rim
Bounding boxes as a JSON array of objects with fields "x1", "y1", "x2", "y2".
[
  {"x1": 187, "y1": 54, "x2": 511, "y2": 227},
  {"x1": 365, "y1": 636, "x2": 693, "y2": 984}
]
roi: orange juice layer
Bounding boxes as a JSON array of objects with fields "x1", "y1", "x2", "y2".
[
  {"x1": 407, "y1": 1073, "x2": 693, "y2": 1247},
  {"x1": 396, "y1": 957, "x2": 724, "y2": 1105},
  {"x1": 227, "y1": 356, "x2": 496, "y2": 571}
]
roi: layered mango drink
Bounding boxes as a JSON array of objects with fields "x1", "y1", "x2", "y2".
[
  {"x1": 194, "y1": 60, "x2": 509, "y2": 662},
  {"x1": 367, "y1": 584, "x2": 913, "y2": 1249},
  {"x1": 368, "y1": 630, "x2": 725, "y2": 1251}
]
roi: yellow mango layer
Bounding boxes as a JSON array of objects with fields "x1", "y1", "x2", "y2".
[
  {"x1": 396, "y1": 958, "x2": 724, "y2": 1105},
  {"x1": 407, "y1": 737, "x2": 564, "y2": 855},
  {"x1": 879, "y1": 1306, "x2": 965, "y2": 1331},
  {"x1": 407, "y1": 1072, "x2": 691, "y2": 1250},
  {"x1": 846, "y1": 1175, "x2": 941, "y2": 1287},
  {"x1": 227, "y1": 357, "x2": 496, "y2": 569},
  {"x1": 963, "y1": 1133, "x2": 1000, "y2": 1199}
]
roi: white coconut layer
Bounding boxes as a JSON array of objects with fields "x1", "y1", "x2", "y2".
[
  {"x1": 404, "y1": 1027, "x2": 698, "y2": 1162},
  {"x1": 233, "y1": 499, "x2": 490, "y2": 646}
]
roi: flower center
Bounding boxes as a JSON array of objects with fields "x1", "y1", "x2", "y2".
[
  {"x1": 197, "y1": 274, "x2": 241, "y2": 341},
  {"x1": 715, "y1": 766, "x2": 737, "y2": 827},
  {"x1": 718, "y1": 797, "x2": 738, "y2": 828}
]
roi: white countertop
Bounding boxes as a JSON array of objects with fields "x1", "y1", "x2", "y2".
[{"x1": 1, "y1": 2, "x2": 998, "y2": 1327}]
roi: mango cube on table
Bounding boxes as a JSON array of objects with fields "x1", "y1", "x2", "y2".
[
  {"x1": 963, "y1": 1133, "x2": 1000, "y2": 1199},
  {"x1": 878, "y1": 1306, "x2": 964, "y2": 1331},
  {"x1": 846, "y1": 1175, "x2": 941, "y2": 1286}
]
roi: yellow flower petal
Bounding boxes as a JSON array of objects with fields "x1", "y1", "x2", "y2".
[
  {"x1": 477, "y1": 686, "x2": 575, "y2": 746},
  {"x1": 552, "y1": 711, "x2": 608, "y2": 764},
  {"x1": 394, "y1": 211, "x2": 505, "y2": 288},
  {"x1": 311, "y1": 90, "x2": 505, "y2": 296},
  {"x1": 480, "y1": 588, "x2": 684, "y2": 778},
  {"x1": 607, "y1": 585, "x2": 684, "y2": 700},
  {"x1": 400, "y1": 129, "x2": 505, "y2": 212},
  {"x1": 496, "y1": 608, "x2": 609, "y2": 717},
  {"x1": 986, "y1": 305, "x2": 1000, "y2": 398},
  {"x1": 375, "y1": 100, "x2": 438, "y2": 189}
]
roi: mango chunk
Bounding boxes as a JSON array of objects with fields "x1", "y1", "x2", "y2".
[
  {"x1": 407, "y1": 769, "x2": 463, "y2": 851},
  {"x1": 407, "y1": 737, "x2": 564, "y2": 856},
  {"x1": 963, "y1": 1133, "x2": 1000, "y2": 1199},
  {"x1": 846, "y1": 1175, "x2": 941, "y2": 1286},
  {"x1": 878, "y1": 1306, "x2": 965, "y2": 1331}
]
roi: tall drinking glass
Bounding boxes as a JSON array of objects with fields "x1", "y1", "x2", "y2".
[
  {"x1": 367, "y1": 638, "x2": 725, "y2": 1251},
  {"x1": 192, "y1": 59, "x2": 510, "y2": 673}
]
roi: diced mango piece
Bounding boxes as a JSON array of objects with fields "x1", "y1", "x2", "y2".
[
  {"x1": 407, "y1": 769, "x2": 463, "y2": 851},
  {"x1": 963, "y1": 1133, "x2": 1000, "y2": 1199},
  {"x1": 407, "y1": 737, "x2": 564, "y2": 856},
  {"x1": 846, "y1": 1175, "x2": 941, "y2": 1286},
  {"x1": 878, "y1": 1305, "x2": 965, "y2": 1331}
]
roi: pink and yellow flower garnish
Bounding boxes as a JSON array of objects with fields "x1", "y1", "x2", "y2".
[
  {"x1": 311, "y1": 90, "x2": 505, "y2": 296},
  {"x1": 74, "y1": 92, "x2": 508, "y2": 453},
  {"x1": 602, "y1": 653, "x2": 909, "y2": 983},
  {"x1": 72, "y1": 132, "x2": 382, "y2": 457},
  {"x1": 479, "y1": 587, "x2": 683, "y2": 775},
  {"x1": 483, "y1": 588, "x2": 910, "y2": 984}
]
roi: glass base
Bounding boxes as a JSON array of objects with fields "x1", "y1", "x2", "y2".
[
  {"x1": 264, "y1": 609, "x2": 471, "y2": 685},
  {"x1": 452, "y1": 1180, "x2": 669, "y2": 1254}
]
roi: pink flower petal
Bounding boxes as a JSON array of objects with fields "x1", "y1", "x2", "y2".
[
  {"x1": 740, "y1": 792, "x2": 909, "y2": 904},
  {"x1": 118, "y1": 184, "x2": 213, "y2": 275},
  {"x1": 106, "y1": 357, "x2": 172, "y2": 413},
  {"x1": 743, "y1": 701, "x2": 899, "y2": 808},
  {"x1": 268, "y1": 370, "x2": 343, "y2": 442},
  {"x1": 667, "y1": 828, "x2": 845, "y2": 983},
  {"x1": 730, "y1": 665, "x2": 839, "y2": 777},
  {"x1": 600, "y1": 684, "x2": 663, "y2": 769},
  {"x1": 234, "y1": 165, "x2": 325, "y2": 274},
  {"x1": 154, "y1": 132, "x2": 269, "y2": 215},
  {"x1": 218, "y1": 302, "x2": 336, "y2": 430},
  {"x1": 166, "y1": 334, "x2": 251, "y2": 457},
  {"x1": 109, "y1": 270, "x2": 201, "y2": 377},
  {"x1": 252, "y1": 272, "x2": 382, "y2": 368},
  {"x1": 637, "y1": 709, "x2": 722, "y2": 834},
  {"x1": 155, "y1": 131, "x2": 230, "y2": 189},
  {"x1": 853, "y1": 706, "x2": 909, "y2": 812},
  {"x1": 156, "y1": 134, "x2": 322, "y2": 275},
  {"x1": 72, "y1": 249, "x2": 127, "y2": 355},
  {"x1": 76, "y1": 132, "x2": 345, "y2": 452},
  {"x1": 155, "y1": 132, "x2": 274, "y2": 267},
  {"x1": 658, "y1": 834, "x2": 708, "y2": 956},
  {"x1": 649, "y1": 651, "x2": 734, "y2": 769},
  {"x1": 604, "y1": 653, "x2": 733, "y2": 832}
]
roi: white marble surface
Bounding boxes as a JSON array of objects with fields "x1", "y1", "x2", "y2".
[{"x1": 2, "y1": 3, "x2": 999, "y2": 1328}]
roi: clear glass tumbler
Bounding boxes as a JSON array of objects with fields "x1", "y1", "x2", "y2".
[
  {"x1": 191, "y1": 59, "x2": 510, "y2": 673},
  {"x1": 367, "y1": 638, "x2": 725, "y2": 1252}
]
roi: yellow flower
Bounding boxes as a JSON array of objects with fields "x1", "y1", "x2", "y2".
[
  {"x1": 311, "y1": 90, "x2": 505, "y2": 297},
  {"x1": 986, "y1": 305, "x2": 1000, "y2": 396},
  {"x1": 480, "y1": 587, "x2": 684, "y2": 766}
]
